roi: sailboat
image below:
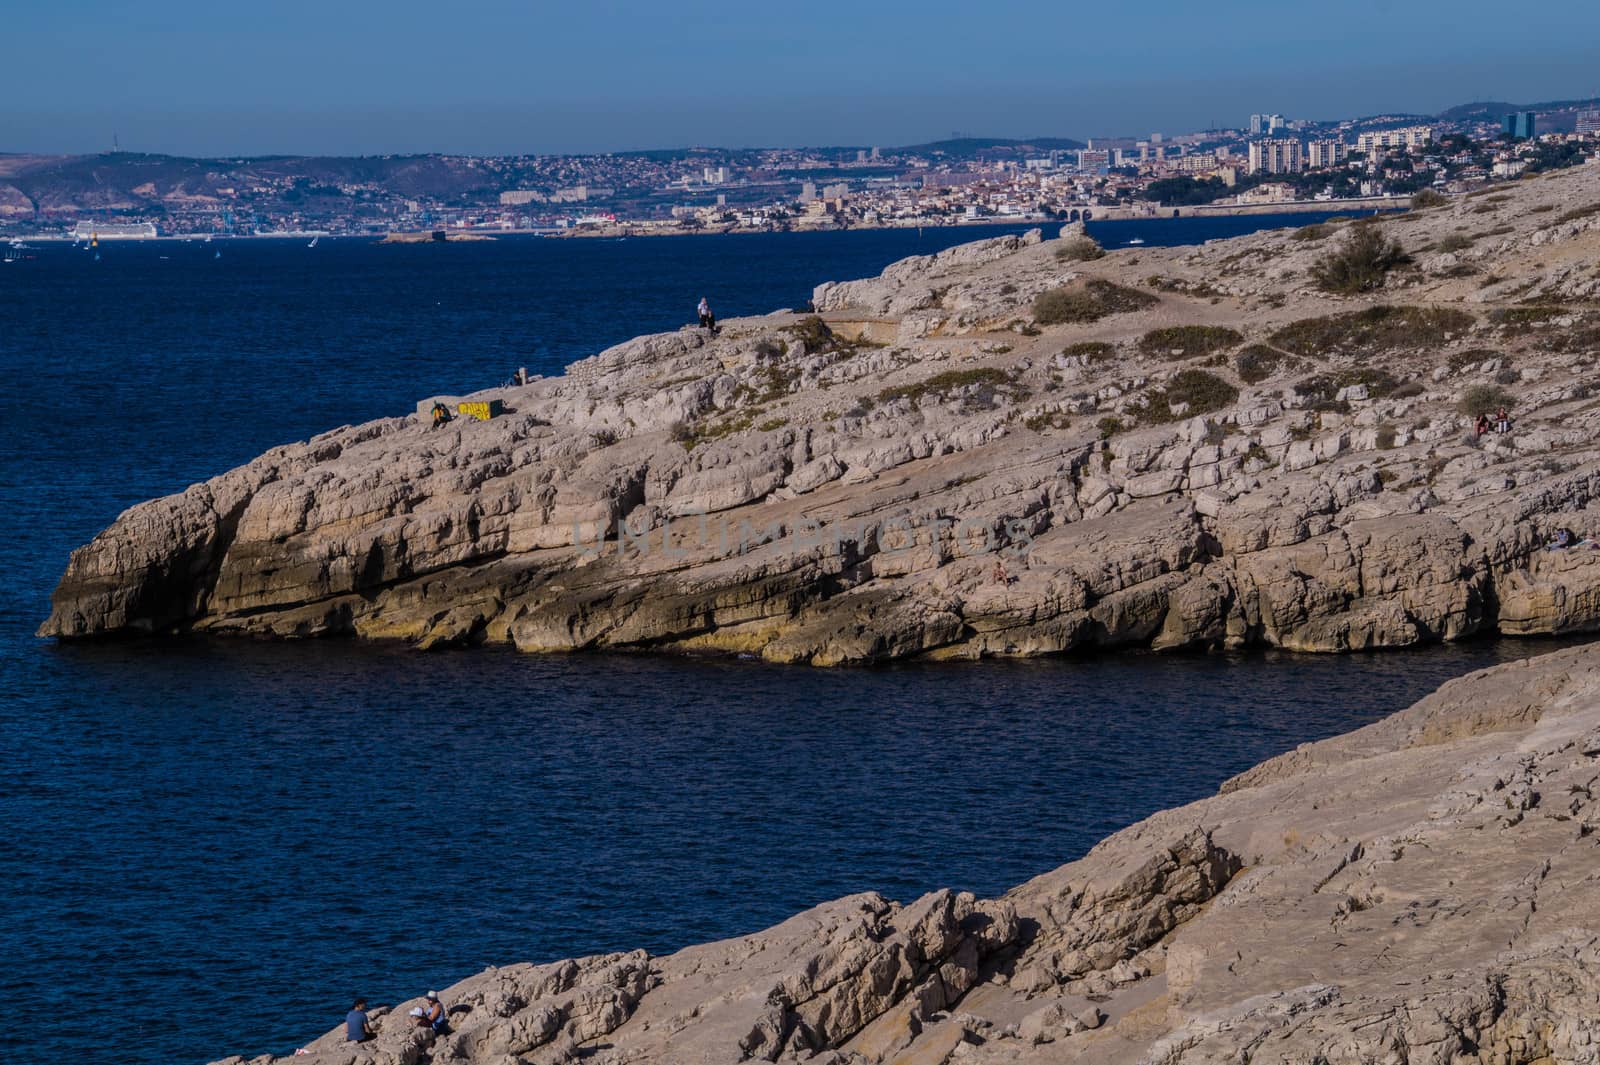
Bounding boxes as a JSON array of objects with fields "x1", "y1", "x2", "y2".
[{"x1": 307, "y1": 236, "x2": 319, "y2": 248}]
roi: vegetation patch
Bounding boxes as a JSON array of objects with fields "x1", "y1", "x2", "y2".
[
  {"x1": 1435, "y1": 233, "x2": 1474, "y2": 253},
  {"x1": 1310, "y1": 222, "x2": 1412, "y2": 294},
  {"x1": 1096, "y1": 416, "x2": 1125, "y2": 439},
  {"x1": 1292, "y1": 223, "x2": 1329, "y2": 242},
  {"x1": 1061, "y1": 340, "x2": 1116, "y2": 363},
  {"x1": 1235, "y1": 343, "x2": 1294, "y2": 384},
  {"x1": 1269, "y1": 305, "x2": 1475, "y2": 360},
  {"x1": 1033, "y1": 279, "x2": 1157, "y2": 325},
  {"x1": 1457, "y1": 383, "x2": 1515, "y2": 415},
  {"x1": 785, "y1": 315, "x2": 835, "y2": 352},
  {"x1": 1556, "y1": 203, "x2": 1600, "y2": 224},
  {"x1": 1023, "y1": 410, "x2": 1071, "y2": 432},
  {"x1": 877, "y1": 367, "x2": 1024, "y2": 410},
  {"x1": 1137, "y1": 325, "x2": 1243, "y2": 361},
  {"x1": 1410, "y1": 189, "x2": 1449, "y2": 209},
  {"x1": 1293, "y1": 369, "x2": 1402, "y2": 410},
  {"x1": 1143, "y1": 369, "x2": 1238, "y2": 422},
  {"x1": 1452, "y1": 347, "x2": 1510, "y2": 370},
  {"x1": 1489, "y1": 306, "x2": 1566, "y2": 331},
  {"x1": 1054, "y1": 237, "x2": 1106, "y2": 262}
]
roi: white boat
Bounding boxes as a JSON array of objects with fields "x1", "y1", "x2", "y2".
[
  {"x1": 307, "y1": 236, "x2": 319, "y2": 248},
  {"x1": 1126, "y1": 237, "x2": 1146, "y2": 246}
]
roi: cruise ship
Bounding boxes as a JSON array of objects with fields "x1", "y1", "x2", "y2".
[{"x1": 70, "y1": 221, "x2": 159, "y2": 240}]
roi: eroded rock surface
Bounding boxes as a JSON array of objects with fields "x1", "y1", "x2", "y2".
[
  {"x1": 211, "y1": 641, "x2": 1600, "y2": 1064},
  {"x1": 41, "y1": 164, "x2": 1600, "y2": 663}
]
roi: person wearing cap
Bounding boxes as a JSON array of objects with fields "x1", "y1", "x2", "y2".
[
  {"x1": 407, "y1": 1005, "x2": 431, "y2": 1030},
  {"x1": 346, "y1": 999, "x2": 375, "y2": 1043},
  {"x1": 425, "y1": 991, "x2": 450, "y2": 1035}
]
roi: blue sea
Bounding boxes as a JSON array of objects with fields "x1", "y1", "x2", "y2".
[{"x1": 1, "y1": 214, "x2": 1551, "y2": 1065}]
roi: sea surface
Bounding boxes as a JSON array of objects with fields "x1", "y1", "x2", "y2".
[{"x1": 1, "y1": 214, "x2": 1557, "y2": 1065}]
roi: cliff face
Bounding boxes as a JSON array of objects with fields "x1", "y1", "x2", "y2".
[
  {"x1": 207, "y1": 641, "x2": 1600, "y2": 1065},
  {"x1": 40, "y1": 164, "x2": 1600, "y2": 662}
]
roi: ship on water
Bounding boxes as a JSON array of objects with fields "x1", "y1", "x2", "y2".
[{"x1": 70, "y1": 221, "x2": 159, "y2": 240}]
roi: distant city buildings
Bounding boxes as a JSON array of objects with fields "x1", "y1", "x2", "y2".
[
  {"x1": 1355, "y1": 126, "x2": 1434, "y2": 153},
  {"x1": 1247, "y1": 138, "x2": 1303, "y2": 175},
  {"x1": 1502, "y1": 111, "x2": 1537, "y2": 139},
  {"x1": 1578, "y1": 110, "x2": 1600, "y2": 136},
  {"x1": 1307, "y1": 140, "x2": 1347, "y2": 168},
  {"x1": 1248, "y1": 113, "x2": 1286, "y2": 135}
]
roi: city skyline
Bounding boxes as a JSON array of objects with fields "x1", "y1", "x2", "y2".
[{"x1": 5, "y1": 0, "x2": 1600, "y2": 156}]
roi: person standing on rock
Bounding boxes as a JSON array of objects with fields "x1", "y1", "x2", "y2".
[
  {"x1": 697, "y1": 297, "x2": 715, "y2": 332},
  {"x1": 346, "y1": 998, "x2": 375, "y2": 1043}
]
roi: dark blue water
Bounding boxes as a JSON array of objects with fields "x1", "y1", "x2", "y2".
[{"x1": 1, "y1": 216, "x2": 1549, "y2": 1065}]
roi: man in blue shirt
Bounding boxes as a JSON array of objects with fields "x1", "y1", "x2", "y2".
[{"x1": 346, "y1": 999, "x2": 375, "y2": 1043}]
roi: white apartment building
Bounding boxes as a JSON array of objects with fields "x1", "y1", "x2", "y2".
[
  {"x1": 1247, "y1": 138, "x2": 1303, "y2": 175},
  {"x1": 1355, "y1": 126, "x2": 1433, "y2": 153},
  {"x1": 1307, "y1": 140, "x2": 1347, "y2": 168}
]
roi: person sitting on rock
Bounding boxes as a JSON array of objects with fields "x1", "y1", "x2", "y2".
[
  {"x1": 1496, "y1": 406, "x2": 1511, "y2": 433},
  {"x1": 1548, "y1": 528, "x2": 1572, "y2": 551},
  {"x1": 408, "y1": 1006, "x2": 431, "y2": 1030},
  {"x1": 1475, "y1": 413, "x2": 1489, "y2": 437},
  {"x1": 346, "y1": 999, "x2": 375, "y2": 1043},
  {"x1": 431, "y1": 402, "x2": 453, "y2": 430},
  {"x1": 697, "y1": 297, "x2": 715, "y2": 332},
  {"x1": 425, "y1": 991, "x2": 449, "y2": 1035}
]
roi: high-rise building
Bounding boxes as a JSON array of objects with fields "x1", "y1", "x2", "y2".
[
  {"x1": 1249, "y1": 114, "x2": 1265, "y2": 135},
  {"x1": 1247, "y1": 138, "x2": 1303, "y2": 175},
  {"x1": 1501, "y1": 112, "x2": 1537, "y2": 139},
  {"x1": 1578, "y1": 111, "x2": 1600, "y2": 136},
  {"x1": 1307, "y1": 140, "x2": 1347, "y2": 168},
  {"x1": 1355, "y1": 126, "x2": 1433, "y2": 153},
  {"x1": 1076, "y1": 149, "x2": 1111, "y2": 172},
  {"x1": 1268, "y1": 114, "x2": 1286, "y2": 133}
]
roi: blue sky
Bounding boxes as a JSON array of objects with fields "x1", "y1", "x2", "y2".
[{"x1": 4, "y1": 0, "x2": 1598, "y2": 156}]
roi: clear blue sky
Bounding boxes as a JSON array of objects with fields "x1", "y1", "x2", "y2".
[{"x1": 5, "y1": 0, "x2": 1598, "y2": 157}]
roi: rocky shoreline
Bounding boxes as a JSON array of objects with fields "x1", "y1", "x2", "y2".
[
  {"x1": 39, "y1": 163, "x2": 1600, "y2": 662},
  {"x1": 209, "y1": 641, "x2": 1600, "y2": 1064}
]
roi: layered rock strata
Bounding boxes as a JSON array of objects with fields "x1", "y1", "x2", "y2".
[
  {"x1": 41, "y1": 163, "x2": 1600, "y2": 662},
  {"x1": 212, "y1": 641, "x2": 1600, "y2": 1064}
]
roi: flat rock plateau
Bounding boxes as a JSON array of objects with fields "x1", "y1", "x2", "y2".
[
  {"x1": 37, "y1": 164, "x2": 1600, "y2": 662},
  {"x1": 210, "y1": 641, "x2": 1600, "y2": 1064}
]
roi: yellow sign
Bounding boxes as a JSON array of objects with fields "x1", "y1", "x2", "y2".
[{"x1": 457, "y1": 400, "x2": 502, "y2": 421}]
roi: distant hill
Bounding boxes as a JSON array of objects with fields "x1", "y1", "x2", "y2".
[
  {"x1": 1437, "y1": 97, "x2": 1600, "y2": 123},
  {"x1": 892, "y1": 136, "x2": 1086, "y2": 156}
]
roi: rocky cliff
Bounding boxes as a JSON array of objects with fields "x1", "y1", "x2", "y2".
[
  {"x1": 209, "y1": 640, "x2": 1600, "y2": 1065},
  {"x1": 40, "y1": 164, "x2": 1600, "y2": 662}
]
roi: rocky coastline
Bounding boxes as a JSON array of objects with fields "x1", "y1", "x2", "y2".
[
  {"x1": 39, "y1": 163, "x2": 1600, "y2": 663},
  {"x1": 209, "y1": 641, "x2": 1600, "y2": 1064}
]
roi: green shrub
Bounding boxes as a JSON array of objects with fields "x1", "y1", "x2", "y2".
[
  {"x1": 1145, "y1": 369, "x2": 1238, "y2": 422},
  {"x1": 1032, "y1": 279, "x2": 1157, "y2": 325},
  {"x1": 878, "y1": 367, "x2": 1021, "y2": 408},
  {"x1": 1436, "y1": 233, "x2": 1473, "y2": 253},
  {"x1": 1235, "y1": 343, "x2": 1290, "y2": 384},
  {"x1": 1556, "y1": 203, "x2": 1600, "y2": 224},
  {"x1": 1097, "y1": 416, "x2": 1124, "y2": 439},
  {"x1": 1448, "y1": 347, "x2": 1507, "y2": 371},
  {"x1": 1054, "y1": 237, "x2": 1106, "y2": 262},
  {"x1": 1270, "y1": 305, "x2": 1475, "y2": 359},
  {"x1": 1291, "y1": 223, "x2": 1328, "y2": 242},
  {"x1": 1411, "y1": 189, "x2": 1449, "y2": 209},
  {"x1": 1061, "y1": 340, "x2": 1116, "y2": 362},
  {"x1": 1293, "y1": 369, "x2": 1401, "y2": 410},
  {"x1": 1489, "y1": 306, "x2": 1565, "y2": 332},
  {"x1": 1137, "y1": 325, "x2": 1243, "y2": 361},
  {"x1": 1310, "y1": 222, "x2": 1412, "y2": 294},
  {"x1": 785, "y1": 315, "x2": 834, "y2": 351},
  {"x1": 1375, "y1": 423, "x2": 1398, "y2": 449},
  {"x1": 1457, "y1": 384, "x2": 1514, "y2": 415}
]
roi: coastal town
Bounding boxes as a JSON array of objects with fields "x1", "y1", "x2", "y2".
[{"x1": 3, "y1": 99, "x2": 1600, "y2": 241}]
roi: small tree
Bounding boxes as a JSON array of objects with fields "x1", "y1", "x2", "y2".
[{"x1": 1311, "y1": 223, "x2": 1412, "y2": 295}]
